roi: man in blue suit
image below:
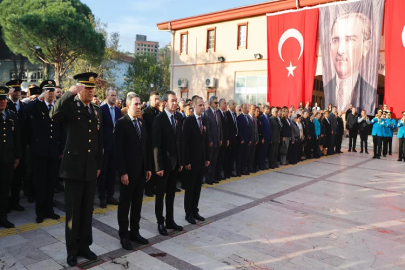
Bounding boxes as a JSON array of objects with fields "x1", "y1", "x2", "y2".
[
  {"x1": 236, "y1": 104, "x2": 250, "y2": 176},
  {"x1": 259, "y1": 105, "x2": 271, "y2": 170},
  {"x1": 98, "y1": 88, "x2": 121, "y2": 207},
  {"x1": 397, "y1": 112, "x2": 405, "y2": 162}
]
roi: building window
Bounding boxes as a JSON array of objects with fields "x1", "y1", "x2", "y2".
[
  {"x1": 207, "y1": 89, "x2": 216, "y2": 101},
  {"x1": 181, "y1": 89, "x2": 189, "y2": 99},
  {"x1": 237, "y1": 23, "x2": 248, "y2": 49},
  {"x1": 180, "y1": 31, "x2": 188, "y2": 54},
  {"x1": 206, "y1": 27, "x2": 216, "y2": 52},
  {"x1": 235, "y1": 75, "x2": 267, "y2": 105}
]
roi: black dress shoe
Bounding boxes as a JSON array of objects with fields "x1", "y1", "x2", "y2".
[
  {"x1": 145, "y1": 191, "x2": 154, "y2": 197},
  {"x1": 106, "y1": 197, "x2": 119, "y2": 205},
  {"x1": 205, "y1": 181, "x2": 213, "y2": 185},
  {"x1": 365, "y1": 151, "x2": 369, "y2": 154},
  {"x1": 237, "y1": 174, "x2": 241, "y2": 177},
  {"x1": 45, "y1": 213, "x2": 60, "y2": 220},
  {"x1": 158, "y1": 224, "x2": 168, "y2": 236},
  {"x1": 185, "y1": 215, "x2": 196, "y2": 224},
  {"x1": 12, "y1": 204, "x2": 25, "y2": 211},
  {"x1": 398, "y1": 159, "x2": 403, "y2": 162},
  {"x1": 0, "y1": 218, "x2": 14, "y2": 228},
  {"x1": 353, "y1": 149, "x2": 357, "y2": 152},
  {"x1": 120, "y1": 238, "x2": 133, "y2": 250},
  {"x1": 28, "y1": 195, "x2": 35, "y2": 203},
  {"x1": 383, "y1": 155, "x2": 387, "y2": 157},
  {"x1": 55, "y1": 182, "x2": 64, "y2": 192},
  {"x1": 67, "y1": 256, "x2": 77, "y2": 267},
  {"x1": 36, "y1": 217, "x2": 44, "y2": 224},
  {"x1": 269, "y1": 166, "x2": 275, "y2": 169},
  {"x1": 212, "y1": 180, "x2": 219, "y2": 184},
  {"x1": 372, "y1": 156, "x2": 377, "y2": 159},
  {"x1": 230, "y1": 173, "x2": 237, "y2": 177},
  {"x1": 193, "y1": 213, "x2": 205, "y2": 221},
  {"x1": 274, "y1": 164, "x2": 279, "y2": 168},
  {"x1": 78, "y1": 249, "x2": 97, "y2": 260},
  {"x1": 166, "y1": 221, "x2": 183, "y2": 231},
  {"x1": 348, "y1": 149, "x2": 351, "y2": 152},
  {"x1": 176, "y1": 188, "x2": 181, "y2": 192},
  {"x1": 130, "y1": 234, "x2": 149, "y2": 245},
  {"x1": 100, "y1": 199, "x2": 107, "y2": 208},
  {"x1": 377, "y1": 156, "x2": 380, "y2": 159},
  {"x1": 221, "y1": 176, "x2": 226, "y2": 180},
  {"x1": 360, "y1": 150, "x2": 363, "y2": 153}
]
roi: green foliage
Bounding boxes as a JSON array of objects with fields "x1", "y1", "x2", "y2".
[
  {"x1": 123, "y1": 54, "x2": 170, "y2": 102},
  {"x1": 0, "y1": 0, "x2": 105, "y2": 85}
]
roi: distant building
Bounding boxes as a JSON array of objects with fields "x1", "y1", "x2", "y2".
[
  {"x1": 134, "y1": 34, "x2": 159, "y2": 58},
  {"x1": 110, "y1": 52, "x2": 135, "y2": 90}
]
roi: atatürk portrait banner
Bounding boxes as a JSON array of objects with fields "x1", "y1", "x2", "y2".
[{"x1": 319, "y1": 0, "x2": 384, "y2": 115}]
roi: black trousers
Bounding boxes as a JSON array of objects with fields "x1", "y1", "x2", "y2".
[
  {"x1": 259, "y1": 141, "x2": 269, "y2": 168},
  {"x1": 97, "y1": 149, "x2": 116, "y2": 200},
  {"x1": 268, "y1": 141, "x2": 279, "y2": 167},
  {"x1": 236, "y1": 142, "x2": 249, "y2": 174},
  {"x1": 64, "y1": 179, "x2": 96, "y2": 257},
  {"x1": 373, "y1": 136, "x2": 381, "y2": 157},
  {"x1": 312, "y1": 137, "x2": 320, "y2": 158},
  {"x1": 328, "y1": 134, "x2": 336, "y2": 154},
  {"x1": 255, "y1": 142, "x2": 263, "y2": 169},
  {"x1": 215, "y1": 145, "x2": 226, "y2": 180},
  {"x1": 184, "y1": 162, "x2": 204, "y2": 216},
  {"x1": 24, "y1": 146, "x2": 35, "y2": 198},
  {"x1": 145, "y1": 172, "x2": 157, "y2": 195},
  {"x1": 118, "y1": 176, "x2": 145, "y2": 238},
  {"x1": 0, "y1": 162, "x2": 14, "y2": 219},
  {"x1": 155, "y1": 167, "x2": 178, "y2": 224},
  {"x1": 206, "y1": 147, "x2": 218, "y2": 182},
  {"x1": 34, "y1": 157, "x2": 58, "y2": 218},
  {"x1": 224, "y1": 142, "x2": 236, "y2": 177},
  {"x1": 348, "y1": 129, "x2": 357, "y2": 150},
  {"x1": 247, "y1": 141, "x2": 256, "y2": 171},
  {"x1": 9, "y1": 156, "x2": 25, "y2": 207},
  {"x1": 305, "y1": 137, "x2": 313, "y2": 158},
  {"x1": 359, "y1": 130, "x2": 368, "y2": 151},
  {"x1": 388, "y1": 137, "x2": 393, "y2": 155},
  {"x1": 399, "y1": 137, "x2": 405, "y2": 160},
  {"x1": 335, "y1": 134, "x2": 343, "y2": 153}
]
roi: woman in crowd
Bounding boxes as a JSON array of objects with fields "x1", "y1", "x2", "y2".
[
  {"x1": 280, "y1": 109, "x2": 291, "y2": 165},
  {"x1": 313, "y1": 112, "x2": 321, "y2": 159}
]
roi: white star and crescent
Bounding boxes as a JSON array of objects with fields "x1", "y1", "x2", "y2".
[
  {"x1": 402, "y1": 25, "x2": 405, "y2": 48},
  {"x1": 278, "y1": 28, "x2": 304, "y2": 77}
]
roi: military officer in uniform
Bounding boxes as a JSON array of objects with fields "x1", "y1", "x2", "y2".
[
  {"x1": 6, "y1": 80, "x2": 28, "y2": 212},
  {"x1": 50, "y1": 72, "x2": 103, "y2": 267},
  {"x1": 25, "y1": 80, "x2": 62, "y2": 223},
  {"x1": 0, "y1": 86, "x2": 21, "y2": 228}
]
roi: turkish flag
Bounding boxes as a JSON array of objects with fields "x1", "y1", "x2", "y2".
[
  {"x1": 384, "y1": 0, "x2": 405, "y2": 117},
  {"x1": 267, "y1": 9, "x2": 319, "y2": 107}
]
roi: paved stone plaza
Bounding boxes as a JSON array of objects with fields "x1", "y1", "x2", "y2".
[{"x1": 1, "y1": 143, "x2": 405, "y2": 270}]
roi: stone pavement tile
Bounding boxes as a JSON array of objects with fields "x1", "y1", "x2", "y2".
[
  {"x1": 5, "y1": 242, "x2": 50, "y2": 267},
  {"x1": 89, "y1": 243, "x2": 109, "y2": 256},
  {"x1": 154, "y1": 240, "x2": 231, "y2": 270},
  {"x1": 278, "y1": 161, "x2": 345, "y2": 178},
  {"x1": 44, "y1": 224, "x2": 65, "y2": 243},
  {"x1": 314, "y1": 154, "x2": 368, "y2": 166},
  {"x1": 92, "y1": 228, "x2": 121, "y2": 251},
  {"x1": 0, "y1": 234, "x2": 28, "y2": 249},
  {"x1": 39, "y1": 242, "x2": 66, "y2": 264},
  {"x1": 122, "y1": 250, "x2": 178, "y2": 270},
  {"x1": 199, "y1": 188, "x2": 253, "y2": 206},
  {"x1": 20, "y1": 228, "x2": 59, "y2": 249},
  {"x1": 289, "y1": 255, "x2": 339, "y2": 270},
  {"x1": 99, "y1": 257, "x2": 142, "y2": 270},
  {"x1": 358, "y1": 158, "x2": 405, "y2": 173},
  {"x1": 25, "y1": 258, "x2": 63, "y2": 270},
  {"x1": 94, "y1": 214, "x2": 120, "y2": 230},
  {"x1": 0, "y1": 248, "x2": 27, "y2": 270}
]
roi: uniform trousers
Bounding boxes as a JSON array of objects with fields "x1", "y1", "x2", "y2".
[
  {"x1": 224, "y1": 142, "x2": 236, "y2": 177},
  {"x1": 24, "y1": 146, "x2": 35, "y2": 198},
  {"x1": 359, "y1": 130, "x2": 368, "y2": 151},
  {"x1": 382, "y1": 137, "x2": 388, "y2": 156},
  {"x1": 97, "y1": 149, "x2": 116, "y2": 200},
  {"x1": 9, "y1": 155, "x2": 25, "y2": 208},
  {"x1": 118, "y1": 174, "x2": 145, "y2": 239},
  {"x1": 64, "y1": 179, "x2": 96, "y2": 257},
  {"x1": 184, "y1": 162, "x2": 204, "y2": 216},
  {"x1": 0, "y1": 162, "x2": 14, "y2": 219},
  {"x1": 388, "y1": 137, "x2": 393, "y2": 155},
  {"x1": 373, "y1": 136, "x2": 381, "y2": 157},
  {"x1": 155, "y1": 167, "x2": 178, "y2": 224},
  {"x1": 399, "y1": 137, "x2": 405, "y2": 160},
  {"x1": 34, "y1": 157, "x2": 58, "y2": 218}
]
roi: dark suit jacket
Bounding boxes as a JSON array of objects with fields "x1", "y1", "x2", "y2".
[
  {"x1": 100, "y1": 104, "x2": 121, "y2": 151},
  {"x1": 324, "y1": 75, "x2": 376, "y2": 114},
  {"x1": 114, "y1": 115, "x2": 151, "y2": 181},
  {"x1": 142, "y1": 106, "x2": 160, "y2": 138},
  {"x1": 236, "y1": 113, "x2": 250, "y2": 143},
  {"x1": 323, "y1": 118, "x2": 331, "y2": 136},
  {"x1": 218, "y1": 110, "x2": 229, "y2": 144},
  {"x1": 225, "y1": 110, "x2": 238, "y2": 144},
  {"x1": 337, "y1": 117, "x2": 344, "y2": 135},
  {"x1": 7, "y1": 99, "x2": 29, "y2": 148},
  {"x1": 204, "y1": 108, "x2": 223, "y2": 147},
  {"x1": 259, "y1": 114, "x2": 271, "y2": 142},
  {"x1": 248, "y1": 114, "x2": 259, "y2": 144},
  {"x1": 269, "y1": 116, "x2": 280, "y2": 143},
  {"x1": 328, "y1": 113, "x2": 337, "y2": 133},
  {"x1": 281, "y1": 118, "x2": 292, "y2": 138},
  {"x1": 152, "y1": 110, "x2": 182, "y2": 172},
  {"x1": 25, "y1": 98, "x2": 64, "y2": 159},
  {"x1": 0, "y1": 109, "x2": 21, "y2": 163},
  {"x1": 181, "y1": 115, "x2": 210, "y2": 167},
  {"x1": 50, "y1": 92, "x2": 103, "y2": 181}
]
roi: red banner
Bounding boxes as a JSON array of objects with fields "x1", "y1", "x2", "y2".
[
  {"x1": 384, "y1": 0, "x2": 405, "y2": 117},
  {"x1": 267, "y1": 9, "x2": 319, "y2": 108}
]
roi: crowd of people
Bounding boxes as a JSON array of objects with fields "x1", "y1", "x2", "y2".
[{"x1": 0, "y1": 72, "x2": 404, "y2": 267}]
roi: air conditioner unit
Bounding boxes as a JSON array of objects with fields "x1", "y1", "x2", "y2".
[
  {"x1": 205, "y1": 77, "x2": 216, "y2": 88},
  {"x1": 177, "y1": 78, "x2": 188, "y2": 88}
]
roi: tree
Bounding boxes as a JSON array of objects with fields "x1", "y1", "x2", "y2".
[
  {"x1": 0, "y1": 0, "x2": 105, "y2": 86},
  {"x1": 123, "y1": 54, "x2": 170, "y2": 102}
]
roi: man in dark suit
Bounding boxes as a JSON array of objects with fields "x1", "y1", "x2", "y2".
[
  {"x1": 259, "y1": 105, "x2": 271, "y2": 170},
  {"x1": 335, "y1": 111, "x2": 344, "y2": 154},
  {"x1": 346, "y1": 107, "x2": 358, "y2": 152},
  {"x1": 50, "y1": 72, "x2": 103, "y2": 267},
  {"x1": 98, "y1": 88, "x2": 121, "y2": 208},
  {"x1": 215, "y1": 98, "x2": 228, "y2": 181},
  {"x1": 152, "y1": 90, "x2": 183, "y2": 236},
  {"x1": 182, "y1": 96, "x2": 210, "y2": 224},
  {"x1": 225, "y1": 100, "x2": 237, "y2": 178},
  {"x1": 0, "y1": 86, "x2": 21, "y2": 228},
  {"x1": 328, "y1": 106, "x2": 337, "y2": 155},
  {"x1": 142, "y1": 91, "x2": 160, "y2": 197},
  {"x1": 269, "y1": 108, "x2": 281, "y2": 169},
  {"x1": 248, "y1": 104, "x2": 259, "y2": 172},
  {"x1": 25, "y1": 80, "x2": 62, "y2": 224},
  {"x1": 114, "y1": 93, "x2": 151, "y2": 250},
  {"x1": 204, "y1": 96, "x2": 222, "y2": 184},
  {"x1": 325, "y1": 13, "x2": 375, "y2": 114},
  {"x1": 6, "y1": 80, "x2": 28, "y2": 212},
  {"x1": 236, "y1": 104, "x2": 250, "y2": 176}
]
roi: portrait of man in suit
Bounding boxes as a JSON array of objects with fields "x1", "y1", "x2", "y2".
[{"x1": 324, "y1": 12, "x2": 376, "y2": 114}]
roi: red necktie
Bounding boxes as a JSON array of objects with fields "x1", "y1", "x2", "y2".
[{"x1": 198, "y1": 117, "x2": 203, "y2": 134}]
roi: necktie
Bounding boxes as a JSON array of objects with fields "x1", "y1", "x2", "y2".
[
  {"x1": 214, "y1": 110, "x2": 218, "y2": 124},
  {"x1": 233, "y1": 112, "x2": 237, "y2": 124},
  {"x1": 133, "y1": 119, "x2": 141, "y2": 140},
  {"x1": 233, "y1": 112, "x2": 238, "y2": 135},
  {"x1": 14, "y1": 103, "x2": 18, "y2": 112},
  {"x1": 110, "y1": 107, "x2": 115, "y2": 123},
  {"x1": 48, "y1": 104, "x2": 53, "y2": 112},
  {"x1": 338, "y1": 79, "x2": 346, "y2": 112},
  {"x1": 170, "y1": 115, "x2": 176, "y2": 133},
  {"x1": 245, "y1": 115, "x2": 249, "y2": 127},
  {"x1": 85, "y1": 105, "x2": 91, "y2": 115},
  {"x1": 198, "y1": 116, "x2": 203, "y2": 134}
]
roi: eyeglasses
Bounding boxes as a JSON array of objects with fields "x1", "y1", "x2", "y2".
[{"x1": 214, "y1": 102, "x2": 219, "y2": 104}]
